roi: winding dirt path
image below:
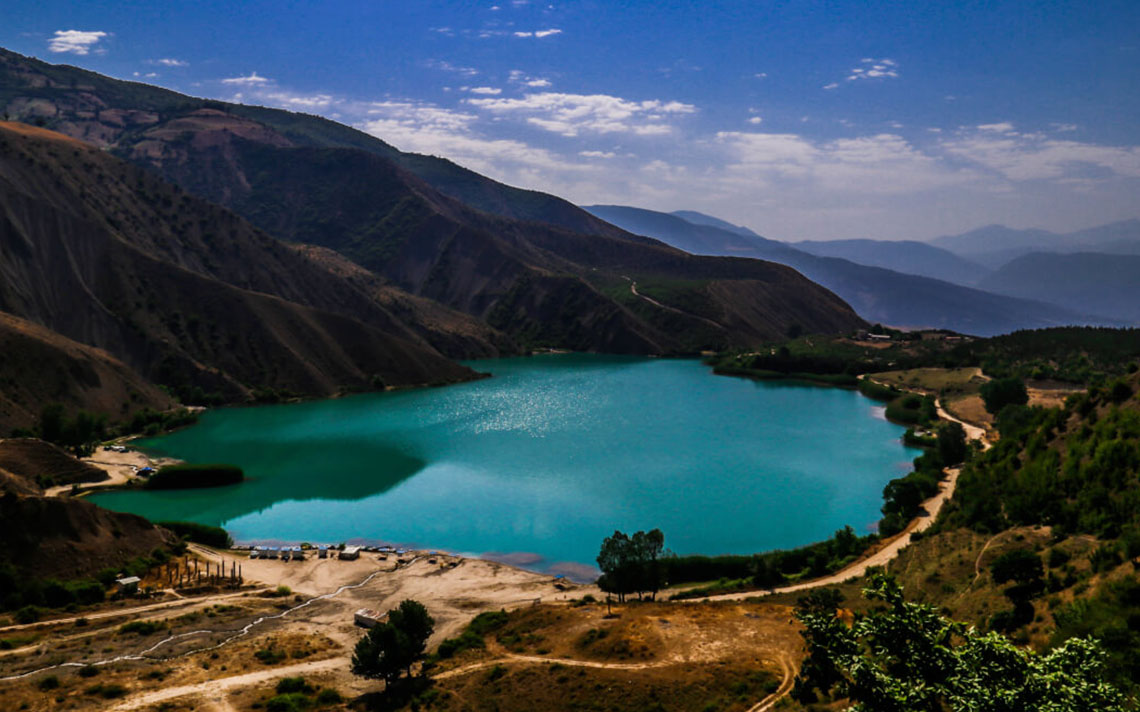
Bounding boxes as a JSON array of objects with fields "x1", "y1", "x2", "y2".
[{"x1": 623, "y1": 276, "x2": 726, "y2": 331}]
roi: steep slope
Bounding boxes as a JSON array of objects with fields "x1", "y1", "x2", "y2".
[
  {"x1": 977, "y1": 252, "x2": 1140, "y2": 324},
  {"x1": 0, "y1": 311, "x2": 175, "y2": 434},
  {"x1": 0, "y1": 492, "x2": 177, "y2": 580},
  {"x1": 0, "y1": 121, "x2": 479, "y2": 405},
  {"x1": 792, "y1": 238, "x2": 990, "y2": 286},
  {"x1": 0, "y1": 438, "x2": 107, "y2": 487},
  {"x1": 0, "y1": 50, "x2": 864, "y2": 351},
  {"x1": 584, "y1": 205, "x2": 1105, "y2": 336}
]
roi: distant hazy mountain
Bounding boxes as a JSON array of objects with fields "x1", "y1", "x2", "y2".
[
  {"x1": 933, "y1": 220, "x2": 1140, "y2": 269},
  {"x1": 977, "y1": 252, "x2": 1140, "y2": 324},
  {"x1": 792, "y1": 239, "x2": 990, "y2": 286},
  {"x1": 670, "y1": 210, "x2": 764, "y2": 240},
  {"x1": 584, "y1": 205, "x2": 1112, "y2": 336}
]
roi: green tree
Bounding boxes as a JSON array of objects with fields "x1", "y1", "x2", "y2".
[
  {"x1": 794, "y1": 573, "x2": 1126, "y2": 711},
  {"x1": 351, "y1": 600, "x2": 435, "y2": 686},
  {"x1": 936, "y1": 421, "x2": 968, "y2": 466},
  {"x1": 980, "y1": 377, "x2": 1029, "y2": 415},
  {"x1": 597, "y1": 529, "x2": 670, "y2": 601}
]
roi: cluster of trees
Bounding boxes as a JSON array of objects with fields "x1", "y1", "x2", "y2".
[
  {"x1": 987, "y1": 548, "x2": 1045, "y2": 632},
  {"x1": 879, "y1": 421, "x2": 966, "y2": 536},
  {"x1": 596, "y1": 529, "x2": 667, "y2": 602},
  {"x1": 948, "y1": 384, "x2": 1140, "y2": 539},
  {"x1": 794, "y1": 574, "x2": 1128, "y2": 710},
  {"x1": 10, "y1": 404, "x2": 200, "y2": 455},
  {"x1": 351, "y1": 600, "x2": 435, "y2": 687},
  {"x1": 10, "y1": 404, "x2": 107, "y2": 456}
]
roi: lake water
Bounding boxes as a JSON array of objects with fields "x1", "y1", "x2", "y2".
[{"x1": 90, "y1": 355, "x2": 919, "y2": 579}]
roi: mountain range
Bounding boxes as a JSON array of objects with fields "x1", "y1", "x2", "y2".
[
  {"x1": 582, "y1": 205, "x2": 1110, "y2": 335},
  {"x1": 0, "y1": 48, "x2": 863, "y2": 430}
]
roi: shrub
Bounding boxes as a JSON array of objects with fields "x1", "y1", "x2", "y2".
[
  {"x1": 315, "y1": 689, "x2": 343, "y2": 705},
  {"x1": 119, "y1": 620, "x2": 165, "y2": 636},
  {"x1": 276, "y1": 677, "x2": 312, "y2": 694},
  {"x1": 38, "y1": 676, "x2": 60, "y2": 691},
  {"x1": 265, "y1": 693, "x2": 312, "y2": 712},
  {"x1": 15, "y1": 606, "x2": 42, "y2": 624}
]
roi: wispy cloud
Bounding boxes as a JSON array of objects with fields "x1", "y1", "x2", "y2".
[
  {"x1": 941, "y1": 123, "x2": 1140, "y2": 181},
  {"x1": 221, "y1": 72, "x2": 271, "y2": 86},
  {"x1": 47, "y1": 30, "x2": 107, "y2": 55},
  {"x1": 466, "y1": 92, "x2": 696, "y2": 136},
  {"x1": 822, "y1": 82, "x2": 839, "y2": 90},
  {"x1": 508, "y1": 70, "x2": 552, "y2": 88},
  {"x1": 466, "y1": 86, "x2": 502, "y2": 95},
  {"x1": 426, "y1": 59, "x2": 479, "y2": 77},
  {"x1": 152, "y1": 58, "x2": 188, "y2": 67}
]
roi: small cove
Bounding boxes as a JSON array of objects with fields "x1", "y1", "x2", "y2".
[{"x1": 90, "y1": 355, "x2": 921, "y2": 578}]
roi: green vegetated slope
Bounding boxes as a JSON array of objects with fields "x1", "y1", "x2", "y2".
[
  {"x1": 877, "y1": 372, "x2": 1140, "y2": 691},
  {"x1": 0, "y1": 121, "x2": 480, "y2": 417},
  {"x1": 0, "y1": 48, "x2": 865, "y2": 355},
  {"x1": 714, "y1": 326, "x2": 1140, "y2": 387}
]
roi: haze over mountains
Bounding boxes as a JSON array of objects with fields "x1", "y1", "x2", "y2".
[
  {"x1": 583, "y1": 205, "x2": 1120, "y2": 336},
  {"x1": 0, "y1": 48, "x2": 865, "y2": 429}
]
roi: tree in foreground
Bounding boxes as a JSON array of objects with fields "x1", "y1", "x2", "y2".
[
  {"x1": 351, "y1": 600, "x2": 435, "y2": 687},
  {"x1": 794, "y1": 573, "x2": 1128, "y2": 711}
]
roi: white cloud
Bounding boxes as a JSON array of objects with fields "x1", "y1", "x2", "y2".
[
  {"x1": 47, "y1": 30, "x2": 107, "y2": 55},
  {"x1": 845, "y1": 57, "x2": 900, "y2": 82},
  {"x1": 221, "y1": 71, "x2": 271, "y2": 85},
  {"x1": 467, "y1": 86, "x2": 502, "y2": 95},
  {"x1": 259, "y1": 91, "x2": 335, "y2": 109},
  {"x1": 525, "y1": 78, "x2": 552, "y2": 87},
  {"x1": 513, "y1": 28, "x2": 562, "y2": 38},
  {"x1": 754, "y1": 72, "x2": 768, "y2": 79},
  {"x1": 748, "y1": 116, "x2": 763, "y2": 125},
  {"x1": 976, "y1": 122, "x2": 1015, "y2": 133},
  {"x1": 132, "y1": 71, "x2": 159, "y2": 79},
  {"x1": 467, "y1": 92, "x2": 696, "y2": 136},
  {"x1": 153, "y1": 58, "x2": 188, "y2": 67},
  {"x1": 579, "y1": 150, "x2": 617, "y2": 159},
  {"x1": 823, "y1": 82, "x2": 839, "y2": 90}
]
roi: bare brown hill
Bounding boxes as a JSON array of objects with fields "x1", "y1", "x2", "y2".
[
  {"x1": 0, "y1": 49, "x2": 865, "y2": 353},
  {"x1": 0, "y1": 492, "x2": 176, "y2": 579},
  {"x1": 0, "y1": 121, "x2": 483, "y2": 406},
  {"x1": 0, "y1": 438, "x2": 106, "y2": 487},
  {"x1": 0, "y1": 311, "x2": 175, "y2": 433}
]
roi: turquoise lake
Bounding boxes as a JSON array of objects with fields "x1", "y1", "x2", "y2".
[{"x1": 89, "y1": 355, "x2": 920, "y2": 579}]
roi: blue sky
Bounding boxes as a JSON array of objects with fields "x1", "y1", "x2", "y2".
[{"x1": 6, "y1": 1, "x2": 1140, "y2": 240}]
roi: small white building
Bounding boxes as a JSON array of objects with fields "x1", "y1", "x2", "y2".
[
  {"x1": 318, "y1": 546, "x2": 328, "y2": 559},
  {"x1": 116, "y1": 576, "x2": 141, "y2": 594},
  {"x1": 339, "y1": 546, "x2": 361, "y2": 560},
  {"x1": 291, "y1": 546, "x2": 304, "y2": 561},
  {"x1": 354, "y1": 608, "x2": 384, "y2": 628}
]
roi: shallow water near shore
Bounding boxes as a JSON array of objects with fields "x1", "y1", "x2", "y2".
[{"x1": 90, "y1": 355, "x2": 920, "y2": 578}]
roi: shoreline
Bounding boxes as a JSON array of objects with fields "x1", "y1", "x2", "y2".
[{"x1": 70, "y1": 359, "x2": 991, "y2": 595}]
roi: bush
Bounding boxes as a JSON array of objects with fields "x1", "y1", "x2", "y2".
[
  {"x1": 315, "y1": 689, "x2": 342, "y2": 705},
  {"x1": 38, "y1": 676, "x2": 60, "y2": 691},
  {"x1": 265, "y1": 693, "x2": 311, "y2": 712},
  {"x1": 119, "y1": 620, "x2": 165, "y2": 636},
  {"x1": 15, "y1": 606, "x2": 42, "y2": 624},
  {"x1": 146, "y1": 464, "x2": 243, "y2": 490},
  {"x1": 276, "y1": 677, "x2": 312, "y2": 694}
]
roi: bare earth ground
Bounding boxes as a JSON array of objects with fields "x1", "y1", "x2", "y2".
[{"x1": 45, "y1": 448, "x2": 179, "y2": 497}]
